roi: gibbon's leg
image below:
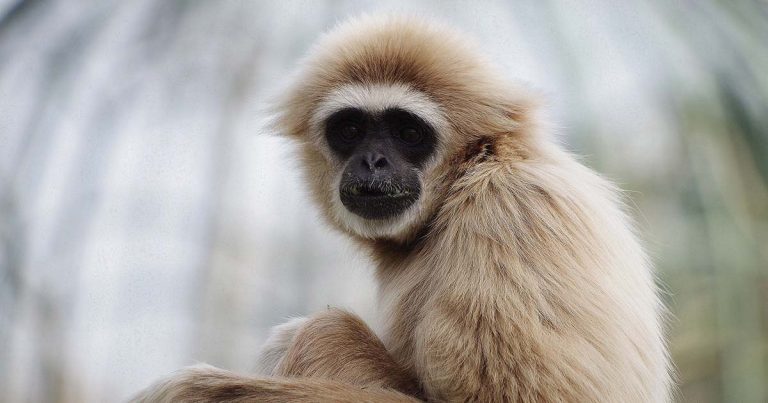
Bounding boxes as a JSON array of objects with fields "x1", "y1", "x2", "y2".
[
  {"x1": 131, "y1": 309, "x2": 421, "y2": 402},
  {"x1": 130, "y1": 364, "x2": 419, "y2": 403}
]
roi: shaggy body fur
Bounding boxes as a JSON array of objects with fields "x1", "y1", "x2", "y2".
[{"x1": 133, "y1": 15, "x2": 670, "y2": 402}]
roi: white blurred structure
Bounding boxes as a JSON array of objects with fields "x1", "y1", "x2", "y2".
[{"x1": 1, "y1": 1, "x2": 766, "y2": 402}]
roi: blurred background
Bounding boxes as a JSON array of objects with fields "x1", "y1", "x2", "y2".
[{"x1": 1, "y1": 0, "x2": 766, "y2": 402}]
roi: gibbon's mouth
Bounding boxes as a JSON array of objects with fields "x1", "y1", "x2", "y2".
[{"x1": 339, "y1": 181, "x2": 420, "y2": 220}]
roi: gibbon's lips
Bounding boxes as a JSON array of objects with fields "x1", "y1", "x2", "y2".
[{"x1": 339, "y1": 181, "x2": 420, "y2": 220}]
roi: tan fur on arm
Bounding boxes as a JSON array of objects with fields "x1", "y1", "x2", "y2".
[{"x1": 254, "y1": 316, "x2": 309, "y2": 375}]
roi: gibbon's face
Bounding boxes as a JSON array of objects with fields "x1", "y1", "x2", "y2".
[
  {"x1": 312, "y1": 83, "x2": 448, "y2": 240},
  {"x1": 326, "y1": 107, "x2": 436, "y2": 219}
]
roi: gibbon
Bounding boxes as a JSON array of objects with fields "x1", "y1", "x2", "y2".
[{"x1": 134, "y1": 14, "x2": 671, "y2": 402}]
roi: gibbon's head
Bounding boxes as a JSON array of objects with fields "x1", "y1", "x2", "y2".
[{"x1": 275, "y1": 15, "x2": 536, "y2": 243}]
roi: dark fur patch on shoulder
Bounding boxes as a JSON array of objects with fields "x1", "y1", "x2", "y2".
[
  {"x1": 439, "y1": 136, "x2": 499, "y2": 191},
  {"x1": 463, "y1": 136, "x2": 496, "y2": 163}
]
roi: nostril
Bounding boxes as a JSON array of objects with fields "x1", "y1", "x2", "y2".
[
  {"x1": 361, "y1": 153, "x2": 388, "y2": 171},
  {"x1": 373, "y1": 157, "x2": 388, "y2": 169}
]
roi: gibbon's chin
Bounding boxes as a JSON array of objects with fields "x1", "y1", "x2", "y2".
[
  {"x1": 339, "y1": 184, "x2": 420, "y2": 220},
  {"x1": 333, "y1": 195, "x2": 421, "y2": 240}
]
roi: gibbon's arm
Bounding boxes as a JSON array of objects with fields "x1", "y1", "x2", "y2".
[
  {"x1": 269, "y1": 309, "x2": 421, "y2": 396},
  {"x1": 131, "y1": 309, "x2": 421, "y2": 402}
]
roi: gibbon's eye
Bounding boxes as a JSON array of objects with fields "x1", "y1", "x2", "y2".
[
  {"x1": 339, "y1": 123, "x2": 361, "y2": 142},
  {"x1": 397, "y1": 126, "x2": 423, "y2": 145}
]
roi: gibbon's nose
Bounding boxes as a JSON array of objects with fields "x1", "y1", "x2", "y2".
[{"x1": 360, "y1": 152, "x2": 389, "y2": 172}]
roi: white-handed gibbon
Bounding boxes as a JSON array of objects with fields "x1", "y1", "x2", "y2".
[{"x1": 133, "y1": 14, "x2": 671, "y2": 402}]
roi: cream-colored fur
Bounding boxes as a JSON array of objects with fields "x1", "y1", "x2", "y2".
[
  {"x1": 253, "y1": 316, "x2": 308, "y2": 376},
  {"x1": 132, "y1": 14, "x2": 671, "y2": 402}
]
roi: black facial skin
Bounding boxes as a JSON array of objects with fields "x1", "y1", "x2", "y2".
[{"x1": 325, "y1": 107, "x2": 438, "y2": 220}]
